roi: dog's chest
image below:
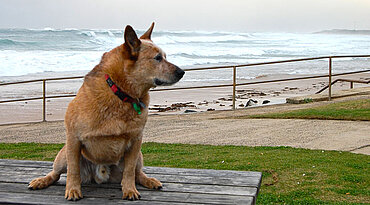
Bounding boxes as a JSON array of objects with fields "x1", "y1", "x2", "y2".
[
  {"x1": 75, "y1": 101, "x2": 148, "y2": 164},
  {"x1": 107, "y1": 104, "x2": 148, "y2": 129},
  {"x1": 81, "y1": 135, "x2": 132, "y2": 165}
]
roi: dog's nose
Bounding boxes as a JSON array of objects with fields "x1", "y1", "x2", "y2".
[{"x1": 175, "y1": 67, "x2": 185, "y2": 79}]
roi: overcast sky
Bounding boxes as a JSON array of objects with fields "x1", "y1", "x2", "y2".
[{"x1": 0, "y1": 0, "x2": 369, "y2": 32}]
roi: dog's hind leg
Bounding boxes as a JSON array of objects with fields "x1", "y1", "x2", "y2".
[
  {"x1": 28, "y1": 145, "x2": 67, "y2": 190},
  {"x1": 135, "y1": 151, "x2": 162, "y2": 190}
]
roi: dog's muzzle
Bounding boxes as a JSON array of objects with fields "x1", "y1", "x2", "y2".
[
  {"x1": 174, "y1": 67, "x2": 185, "y2": 79},
  {"x1": 154, "y1": 67, "x2": 185, "y2": 86}
]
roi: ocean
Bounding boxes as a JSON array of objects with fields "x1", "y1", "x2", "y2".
[{"x1": 0, "y1": 28, "x2": 369, "y2": 83}]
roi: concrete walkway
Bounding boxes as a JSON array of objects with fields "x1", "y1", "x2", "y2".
[{"x1": 0, "y1": 95, "x2": 369, "y2": 155}]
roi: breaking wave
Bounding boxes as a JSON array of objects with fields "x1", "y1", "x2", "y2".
[{"x1": 0, "y1": 28, "x2": 369, "y2": 78}]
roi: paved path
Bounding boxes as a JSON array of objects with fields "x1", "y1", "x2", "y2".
[{"x1": 1, "y1": 95, "x2": 369, "y2": 155}]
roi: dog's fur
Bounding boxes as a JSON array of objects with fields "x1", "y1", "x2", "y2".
[{"x1": 28, "y1": 23, "x2": 185, "y2": 201}]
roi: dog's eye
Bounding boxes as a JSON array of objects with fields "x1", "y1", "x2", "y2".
[{"x1": 154, "y1": 54, "x2": 162, "y2": 62}]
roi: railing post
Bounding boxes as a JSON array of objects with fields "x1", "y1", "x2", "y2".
[
  {"x1": 328, "y1": 57, "x2": 332, "y2": 101},
  {"x1": 42, "y1": 80, "x2": 46, "y2": 122},
  {"x1": 232, "y1": 66, "x2": 236, "y2": 110}
]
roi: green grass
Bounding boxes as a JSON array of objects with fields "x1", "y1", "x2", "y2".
[
  {"x1": 1, "y1": 142, "x2": 369, "y2": 204},
  {"x1": 0, "y1": 143, "x2": 64, "y2": 161},
  {"x1": 245, "y1": 99, "x2": 370, "y2": 121}
]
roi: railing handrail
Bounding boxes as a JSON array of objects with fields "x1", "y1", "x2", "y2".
[
  {"x1": 151, "y1": 69, "x2": 370, "y2": 92},
  {"x1": 1, "y1": 55, "x2": 369, "y2": 86},
  {"x1": 0, "y1": 54, "x2": 369, "y2": 123},
  {"x1": 316, "y1": 78, "x2": 370, "y2": 94},
  {"x1": 2, "y1": 69, "x2": 368, "y2": 104},
  {"x1": 0, "y1": 76, "x2": 84, "y2": 86}
]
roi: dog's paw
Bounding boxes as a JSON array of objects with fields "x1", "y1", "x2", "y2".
[
  {"x1": 65, "y1": 185, "x2": 83, "y2": 201},
  {"x1": 122, "y1": 187, "x2": 141, "y2": 201},
  {"x1": 142, "y1": 177, "x2": 163, "y2": 190},
  {"x1": 28, "y1": 177, "x2": 50, "y2": 190}
]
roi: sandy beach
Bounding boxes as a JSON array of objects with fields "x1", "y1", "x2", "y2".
[
  {"x1": 1, "y1": 72, "x2": 369, "y2": 124},
  {"x1": 1, "y1": 94, "x2": 369, "y2": 156}
]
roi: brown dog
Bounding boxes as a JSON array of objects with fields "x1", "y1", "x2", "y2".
[{"x1": 28, "y1": 23, "x2": 185, "y2": 201}]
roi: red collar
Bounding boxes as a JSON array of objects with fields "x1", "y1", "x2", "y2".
[{"x1": 105, "y1": 74, "x2": 146, "y2": 115}]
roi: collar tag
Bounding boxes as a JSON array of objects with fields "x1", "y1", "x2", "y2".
[{"x1": 132, "y1": 103, "x2": 142, "y2": 115}]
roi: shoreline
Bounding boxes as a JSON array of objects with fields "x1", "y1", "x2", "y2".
[{"x1": 1, "y1": 71, "x2": 369, "y2": 124}]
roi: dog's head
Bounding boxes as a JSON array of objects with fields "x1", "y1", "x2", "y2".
[{"x1": 123, "y1": 23, "x2": 185, "y2": 88}]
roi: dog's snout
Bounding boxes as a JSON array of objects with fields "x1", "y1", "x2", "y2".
[{"x1": 175, "y1": 67, "x2": 185, "y2": 79}]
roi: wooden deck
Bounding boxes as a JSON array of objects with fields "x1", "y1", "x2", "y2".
[{"x1": 0, "y1": 159, "x2": 262, "y2": 204}]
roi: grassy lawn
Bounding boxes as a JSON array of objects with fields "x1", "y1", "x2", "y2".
[
  {"x1": 1, "y1": 142, "x2": 369, "y2": 204},
  {"x1": 242, "y1": 99, "x2": 370, "y2": 121}
]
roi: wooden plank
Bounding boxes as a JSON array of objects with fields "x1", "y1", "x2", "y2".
[
  {"x1": 0, "y1": 168, "x2": 259, "y2": 196},
  {"x1": 0, "y1": 159, "x2": 262, "y2": 177},
  {"x1": 0, "y1": 182, "x2": 254, "y2": 204},
  {"x1": 0, "y1": 191, "x2": 198, "y2": 205},
  {"x1": 147, "y1": 173, "x2": 261, "y2": 187},
  {"x1": 143, "y1": 167, "x2": 262, "y2": 178},
  {"x1": 0, "y1": 159, "x2": 53, "y2": 167},
  {"x1": 0, "y1": 165, "x2": 261, "y2": 187},
  {"x1": 0, "y1": 172, "x2": 258, "y2": 197}
]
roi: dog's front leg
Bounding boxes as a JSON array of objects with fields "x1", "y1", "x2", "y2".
[
  {"x1": 65, "y1": 133, "x2": 83, "y2": 201},
  {"x1": 121, "y1": 137, "x2": 142, "y2": 200}
]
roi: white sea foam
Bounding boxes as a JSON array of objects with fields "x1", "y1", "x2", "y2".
[
  {"x1": 0, "y1": 28, "x2": 369, "y2": 80},
  {"x1": 0, "y1": 50, "x2": 101, "y2": 76}
]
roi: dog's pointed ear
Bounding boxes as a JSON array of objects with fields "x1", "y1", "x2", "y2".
[
  {"x1": 124, "y1": 25, "x2": 141, "y2": 59},
  {"x1": 140, "y1": 22, "x2": 155, "y2": 40}
]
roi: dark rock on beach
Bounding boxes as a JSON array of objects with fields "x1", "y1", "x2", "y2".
[
  {"x1": 218, "y1": 97, "x2": 232, "y2": 101},
  {"x1": 248, "y1": 91, "x2": 266, "y2": 96},
  {"x1": 245, "y1": 99, "x2": 258, "y2": 107},
  {"x1": 262, "y1": 100, "x2": 271, "y2": 104},
  {"x1": 171, "y1": 102, "x2": 196, "y2": 108},
  {"x1": 184, "y1": 109, "x2": 197, "y2": 113},
  {"x1": 150, "y1": 102, "x2": 197, "y2": 112}
]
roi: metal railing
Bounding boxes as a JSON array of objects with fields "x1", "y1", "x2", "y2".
[
  {"x1": 0, "y1": 55, "x2": 369, "y2": 122},
  {"x1": 316, "y1": 78, "x2": 370, "y2": 94}
]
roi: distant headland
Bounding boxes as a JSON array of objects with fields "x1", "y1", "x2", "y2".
[{"x1": 314, "y1": 29, "x2": 370, "y2": 35}]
